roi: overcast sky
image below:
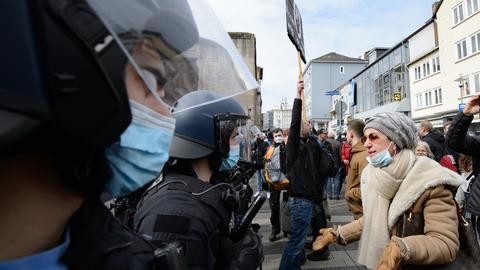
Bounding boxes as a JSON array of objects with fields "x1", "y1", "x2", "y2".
[{"x1": 208, "y1": 0, "x2": 437, "y2": 112}]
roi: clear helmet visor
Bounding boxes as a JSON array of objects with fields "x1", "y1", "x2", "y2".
[
  {"x1": 217, "y1": 116, "x2": 254, "y2": 163},
  {"x1": 87, "y1": 0, "x2": 258, "y2": 115}
]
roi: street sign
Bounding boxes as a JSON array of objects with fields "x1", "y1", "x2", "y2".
[
  {"x1": 286, "y1": 0, "x2": 306, "y2": 63},
  {"x1": 325, "y1": 90, "x2": 340, "y2": 96},
  {"x1": 393, "y1": 92, "x2": 402, "y2": 101},
  {"x1": 458, "y1": 103, "x2": 465, "y2": 112}
]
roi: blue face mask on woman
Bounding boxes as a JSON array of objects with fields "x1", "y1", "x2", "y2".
[
  {"x1": 367, "y1": 142, "x2": 394, "y2": 168},
  {"x1": 105, "y1": 101, "x2": 175, "y2": 198},
  {"x1": 220, "y1": 144, "x2": 240, "y2": 171}
]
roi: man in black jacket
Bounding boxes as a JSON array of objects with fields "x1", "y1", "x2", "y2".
[
  {"x1": 279, "y1": 81, "x2": 327, "y2": 269},
  {"x1": 419, "y1": 120, "x2": 446, "y2": 161},
  {"x1": 446, "y1": 93, "x2": 480, "y2": 215}
]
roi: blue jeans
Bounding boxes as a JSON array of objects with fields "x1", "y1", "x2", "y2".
[
  {"x1": 256, "y1": 170, "x2": 264, "y2": 193},
  {"x1": 326, "y1": 170, "x2": 342, "y2": 198},
  {"x1": 279, "y1": 198, "x2": 314, "y2": 270}
]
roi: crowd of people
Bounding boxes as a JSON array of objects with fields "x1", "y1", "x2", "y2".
[{"x1": 255, "y1": 81, "x2": 480, "y2": 269}]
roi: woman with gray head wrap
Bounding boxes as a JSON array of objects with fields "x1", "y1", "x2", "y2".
[
  {"x1": 364, "y1": 112, "x2": 418, "y2": 151},
  {"x1": 312, "y1": 112, "x2": 463, "y2": 269}
]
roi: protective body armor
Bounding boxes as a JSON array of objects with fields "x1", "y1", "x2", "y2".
[{"x1": 134, "y1": 172, "x2": 230, "y2": 269}]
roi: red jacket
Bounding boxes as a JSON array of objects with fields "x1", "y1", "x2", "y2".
[{"x1": 341, "y1": 142, "x2": 352, "y2": 173}]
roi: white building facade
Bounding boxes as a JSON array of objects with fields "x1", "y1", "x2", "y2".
[{"x1": 408, "y1": 20, "x2": 445, "y2": 126}]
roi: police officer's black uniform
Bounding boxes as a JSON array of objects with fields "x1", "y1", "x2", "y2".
[
  {"x1": 134, "y1": 91, "x2": 263, "y2": 269},
  {"x1": 135, "y1": 170, "x2": 230, "y2": 269}
]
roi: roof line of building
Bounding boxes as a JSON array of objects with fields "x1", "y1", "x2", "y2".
[
  {"x1": 303, "y1": 53, "x2": 366, "y2": 74},
  {"x1": 433, "y1": 0, "x2": 444, "y2": 18}
]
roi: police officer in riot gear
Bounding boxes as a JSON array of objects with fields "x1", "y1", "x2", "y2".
[
  {"x1": 0, "y1": 0, "x2": 257, "y2": 269},
  {"x1": 134, "y1": 91, "x2": 263, "y2": 269}
]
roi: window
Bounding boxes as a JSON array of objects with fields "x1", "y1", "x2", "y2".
[
  {"x1": 414, "y1": 67, "x2": 418, "y2": 80},
  {"x1": 432, "y1": 56, "x2": 440, "y2": 73},
  {"x1": 383, "y1": 74, "x2": 390, "y2": 84},
  {"x1": 383, "y1": 87, "x2": 391, "y2": 104},
  {"x1": 416, "y1": 88, "x2": 442, "y2": 110},
  {"x1": 456, "y1": 39, "x2": 468, "y2": 60},
  {"x1": 416, "y1": 94, "x2": 423, "y2": 109},
  {"x1": 467, "y1": 0, "x2": 479, "y2": 16},
  {"x1": 473, "y1": 73, "x2": 480, "y2": 93},
  {"x1": 426, "y1": 61, "x2": 431, "y2": 76},
  {"x1": 423, "y1": 63, "x2": 426, "y2": 77},
  {"x1": 425, "y1": 91, "x2": 432, "y2": 107},
  {"x1": 471, "y1": 32, "x2": 480, "y2": 54},
  {"x1": 453, "y1": 4, "x2": 465, "y2": 25},
  {"x1": 434, "y1": 88, "x2": 443, "y2": 104},
  {"x1": 465, "y1": 81, "x2": 471, "y2": 96},
  {"x1": 339, "y1": 66, "x2": 345, "y2": 73}
]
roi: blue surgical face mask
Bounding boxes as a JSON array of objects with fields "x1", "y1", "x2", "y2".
[
  {"x1": 105, "y1": 101, "x2": 175, "y2": 198},
  {"x1": 220, "y1": 144, "x2": 240, "y2": 171},
  {"x1": 367, "y1": 142, "x2": 394, "y2": 168}
]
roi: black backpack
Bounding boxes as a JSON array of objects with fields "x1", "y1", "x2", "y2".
[{"x1": 305, "y1": 136, "x2": 338, "y2": 178}]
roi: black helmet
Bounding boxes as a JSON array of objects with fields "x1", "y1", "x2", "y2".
[{"x1": 170, "y1": 90, "x2": 253, "y2": 162}]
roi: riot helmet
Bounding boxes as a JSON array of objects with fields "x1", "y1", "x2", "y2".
[
  {"x1": 170, "y1": 90, "x2": 254, "y2": 167},
  {"x1": 0, "y1": 0, "x2": 258, "y2": 195}
]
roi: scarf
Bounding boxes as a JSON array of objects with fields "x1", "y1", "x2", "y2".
[{"x1": 358, "y1": 150, "x2": 416, "y2": 269}]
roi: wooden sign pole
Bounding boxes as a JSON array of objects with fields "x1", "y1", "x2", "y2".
[{"x1": 298, "y1": 51, "x2": 307, "y2": 122}]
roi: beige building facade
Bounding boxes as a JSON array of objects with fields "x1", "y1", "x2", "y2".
[
  {"x1": 434, "y1": 0, "x2": 480, "y2": 127},
  {"x1": 229, "y1": 32, "x2": 263, "y2": 128}
]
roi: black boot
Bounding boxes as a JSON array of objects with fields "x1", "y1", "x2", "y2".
[{"x1": 307, "y1": 247, "x2": 330, "y2": 261}]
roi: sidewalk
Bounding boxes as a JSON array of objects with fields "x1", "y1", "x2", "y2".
[{"x1": 254, "y1": 196, "x2": 363, "y2": 269}]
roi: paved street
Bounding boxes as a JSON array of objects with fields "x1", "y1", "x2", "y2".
[{"x1": 253, "y1": 195, "x2": 364, "y2": 269}]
